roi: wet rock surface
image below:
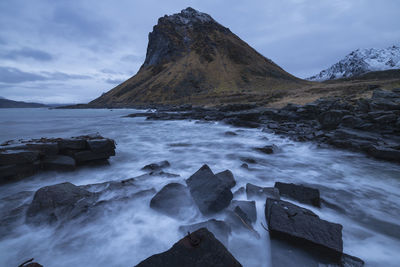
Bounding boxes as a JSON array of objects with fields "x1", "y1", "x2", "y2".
[
  {"x1": 266, "y1": 198, "x2": 344, "y2": 263},
  {"x1": 150, "y1": 183, "x2": 196, "y2": 218},
  {"x1": 0, "y1": 135, "x2": 116, "y2": 183},
  {"x1": 186, "y1": 165, "x2": 234, "y2": 214},
  {"x1": 179, "y1": 219, "x2": 231, "y2": 246},
  {"x1": 135, "y1": 228, "x2": 242, "y2": 267},
  {"x1": 274, "y1": 182, "x2": 321, "y2": 207}
]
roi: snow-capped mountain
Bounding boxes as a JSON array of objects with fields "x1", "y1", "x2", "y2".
[{"x1": 308, "y1": 45, "x2": 400, "y2": 81}]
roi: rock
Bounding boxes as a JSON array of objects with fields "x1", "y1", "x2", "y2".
[
  {"x1": 18, "y1": 259, "x2": 43, "y2": 267},
  {"x1": 26, "y1": 142, "x2": 59, "y2": 155},
  {"x1": 240, "y1": 157, "x2": 257, "y2": 164},
  {"x1": 26, "y1": 182, "x2": 96, "y2": 225},
  {"x1": 73, "y1": 150, "x2": 115, "y2": 163},
  {"x1": 0, "y1": 162, "x2": 40, "y2": 183},
  {"x1": 224, "y1": 131, "x2": 237, "y2": 136},
  {"x1": 179, "y1": 219, "x2": 231, "y2": 246},
  {"x1": 186, "y1": 165, "x2": 233, "y2": 215},
  {"x1": 223, "y1": 118, "x2": 260, "y2": 128},
  {"x1": 233, "y1": 187, "x2": 245, "y2": 197},
  {"x1": 142, "y1": 160, "x2": 170, "y2": 171},
  {"x1": 246, "y1": 183, "x2": 280, "y2": 200},
  {"x1": 255, "y1": 144, "x2": 279, "y2": 154},
  {"x1": 367, "y1": 145, "x2": 400, "y2": 162},
  {"x1": 0, "y1": 150, "x2": 40, "y2": 165},
  {"x1": 372, "y1": 88, "x2": 399, "y2": 99},
  {"x1": 318, "y1": 110, "x2": 347, "y2": 129},
  {"x1": 274, "y1": 182, "x2": 321, "y2": 207},
  {"x1": 135, "y1": 228, "x2": 242, "y2": 267},
  {"x1": 229, "y1": 200, "x2": 257, "y2": 223},
  {"x1": 240, "y1": 163, "x2": 249, "y2": 169},
  {"x1": 87, "y1": 138, "x2": 115, "y2": 153},
  {"x1": 265, "y1": 198, "x2": 343, "y2": 260},
  {"x1": 58, "y1": 138, "x2": 87, "y2": 150},
  {"x1": 215, "y1": 169, "x2": 236, "y2": 189},
  {"x1": 150, "y1": 183, "x2": 196, "y2": 218},
  {"x1": 42, "y1": 155, "x2": 76, "y2": 171}
]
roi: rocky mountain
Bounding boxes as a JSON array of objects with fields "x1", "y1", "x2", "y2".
[
  {"x1": 0, "y1": 98, "x2": 47, "y2": 108},
  {"x1": 308, "y1": 45, "x2": 400, "y2": 81},
  {"x1": 89, "y1": 7, "x2": 305, "y2": 107}
]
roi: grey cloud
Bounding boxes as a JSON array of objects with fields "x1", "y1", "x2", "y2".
[
  {"x1": 120, "y1": 54, "x2": 145, "y2": 63},
  {"x1": 0, "y1": 66, "x2": 91, "y2": 84},
  {"x1": 0, "y1": 66, "x2": 46, "y2": 83},
  {"x1": 0, "y1": 47, "x2": 53, "y2": 61}
]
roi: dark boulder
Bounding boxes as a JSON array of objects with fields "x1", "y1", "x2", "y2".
[
  {"x1": 0, "y1": 150, "x2": 40, "y2": 165},
  {"x1": 224, "y1": 131, "x2": 237, "y2": 136},
  {"x1": 150, "y1": 183, "x2": 196, "y2": 218},
  {"x1": 265, "y1": 198, "x2": 343, "y2": 260},
  {"x1": 26, "y1": 182, "x2": 96, "y2": 225},
  {"x1": 255, "y1": 144, "x2": 279, "y2": 154},
  {"x1": 367, "y1": 145, "x2": 400, "y2": 162},
  {"x1": 246, "y1": 183, "x2": 280, "y2": 200},
  {"x1": 179, "y1": 219, "x2": 231, "y2": 246},
  {"x1": 186, "y1": 165, "x2": 233, "y2": 215},
  {"x1": 142, "y1": 160, "x2": 171, "y2": 171},
  {"x1": 58, "y1": 138, "x2": 87, "y2": 150},
  {"x1": 73, "y1": 150, "x2": 115, "y2": 163},
  {"x1": 318, "y1": 110, "x2": 347, "y2": 129},
  {"x1": 274, "y1": 182, "x2": 321, "y2": 207},
  {"x1": 215, "y1": 169, "x2": 236, "y2": 189},
  {"x1": 135, "y1": 228, "x2": 242, "y2": 267}
]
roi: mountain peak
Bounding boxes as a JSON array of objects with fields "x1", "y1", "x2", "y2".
[
  {"x1": 308, "y1": 45, "x2": 400, "y2": 81},
  {"x1": 164, "y1": 7, "x2": 214, "y2": 25}
]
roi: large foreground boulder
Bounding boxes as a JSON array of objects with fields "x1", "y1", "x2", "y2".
[
  {"x1": 150, "y1": 183, "x2": 196, "y2": 218},
  {"x1": 26, "y1": 182, "x2": 96, "y2": 225},
  {"x1": 135, "y1": 228, "x2": 242, "y2": 267},
  {"x1": 265, "y1": 198, "x2": 343, "y2": 261},
  {"x1": 186, "y1": 165, "x2": 234, "y2": 215},
  {"x1": 274, "y1": 182, "x2": 321, "y2": 207}
]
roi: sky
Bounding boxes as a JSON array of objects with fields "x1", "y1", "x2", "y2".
[{"x1": 0, "y1": 0, "x2": 399, "y2": 104}]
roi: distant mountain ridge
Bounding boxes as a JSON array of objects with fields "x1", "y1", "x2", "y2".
[
  {"x1": 89, "y1": 7, "x2": 305, "y2": 107},
  {"x1": 308, "y1": 45, "x2": 400, "y2": 81},
  {"x1": 0, "y1": 98, "x2": 47, "y2": 108}
]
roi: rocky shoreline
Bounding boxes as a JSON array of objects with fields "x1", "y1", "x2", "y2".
[
  {"x1": 126, "y1": 88, "x2": 400, "y2": 164},
  {"x1": 0, "y1": 134, "x2": 116, "y2": 184},
  {"x1": 3, "y1": 164, "x2": 364, "y2": 266}
]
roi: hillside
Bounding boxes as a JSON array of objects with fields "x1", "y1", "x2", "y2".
[
  {"x1": 88, "y1": 7, "x2": 306, "y2": 107},
  {"x1": 0, "y1": 98, "x2": 47, "y2": 108}
]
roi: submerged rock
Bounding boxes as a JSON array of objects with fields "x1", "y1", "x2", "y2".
[
  {"x1": 142, "y1": 160, "x2": 171, "y2": 171},
  {"x1": 150, "y1": 183, "x2": 195, "y2": 218},
  {"x1": 265, "y1": 198, "x2": 343, "y2": 260},
  {"x1": 229, "y1": 200, "x2": 257, "y2": 223},
  {"x1": 26, "y1": 182, "x2": 96, "y2": 225},
  {"x1": 255, "y1": 144, "x2": 279, "y2": 154},
  {"x1": 274, "y1": 182, "x2": 321, "y2": 207},
  {"x1": 186, "y1": 165, "x2": 233, "y2": 215},
  {"x1": 135, "y1": 228, "x2": 242, "y2": 267}
]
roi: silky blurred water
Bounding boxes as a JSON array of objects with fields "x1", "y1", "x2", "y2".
[{"x1": 0, "y1": 108, "x2": 399, "y2": 267}]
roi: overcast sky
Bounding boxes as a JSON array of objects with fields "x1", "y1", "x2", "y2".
[{"x1": 0, "y1": 0, "x2": 399, "y2": 104}]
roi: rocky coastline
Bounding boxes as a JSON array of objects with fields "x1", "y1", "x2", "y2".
[{"x1": 126, "y1": 88, "x2": 400, "y2": 164}]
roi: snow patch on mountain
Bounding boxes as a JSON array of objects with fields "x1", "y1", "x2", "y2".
[{"x1": 308, "y1": 45, "x2": 400, "y2": 81}]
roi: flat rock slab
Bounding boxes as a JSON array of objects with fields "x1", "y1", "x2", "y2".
[
  {"x1": 179, "y1": 219, "x2": 231, "y2": 246},
  {"x1": 274, "y1": 182, "x2": 321, "y2": 207},
  {"x1": 135, "y1": 228, "x2": 242, "y2": 267},
  {"x1": 150, "y1": 183, "x2": 196, "y2": 218},
  {"x1": 186, "y1": 165, "x2": 233, "y2": 215},
  {"x1": 0, "y1": 150, "x2": 39, "y2": 165},
  {"x1": 43, "y1": 155, "x2": 76, "y2": 171},
  {"x1": 265, "y1": 198, "x2": 343, "y2": 260}
]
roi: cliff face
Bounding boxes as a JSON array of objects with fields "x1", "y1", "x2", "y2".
[{"x1": 90, "y1": 7, "x2": 305, "y2": 107}]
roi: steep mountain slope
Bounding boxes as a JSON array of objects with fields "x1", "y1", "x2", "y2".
[
  {"x1": 0, "y1": 98, "x2": 47, "y2": 108},
  {"x1": 89, "y1": 7, "x2": 305, "y2": 107},
  {"x1": 308, "y1": 45, "x2": 400, "y2": 81}
]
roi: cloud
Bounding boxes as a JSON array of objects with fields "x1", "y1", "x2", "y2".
[
  {"x1": 0, "y1": 47, "x2": 53, "y2": 61},
  {"x1": 0, "y1": 66, "x2": 91, "y2": 84}
]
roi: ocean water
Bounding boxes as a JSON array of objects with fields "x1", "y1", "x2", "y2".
[{"x1": 0, "y1": 108, "x2": 399, "y2": 267}]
